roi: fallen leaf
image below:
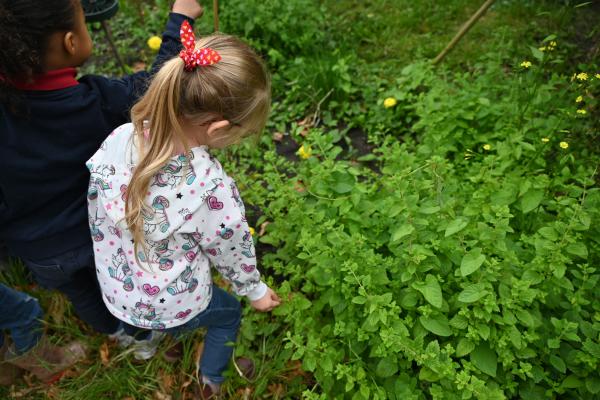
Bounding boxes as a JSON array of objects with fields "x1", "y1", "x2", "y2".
[
  {"x1": 268, "y1": 383, "x2": 285, "y2": 397},
  {"x1": 258, "y1": 221, "x2": 271, "y2": 236},
  {"x1": 272, "y1": 132, "x2": 284, "y2": 142},
  {"x1": 153, "y1": 391, "x2": 171, "y2": 400},
  {"x1": 235, "y1": 387, "x2": 253, "y2": 400},
  {"x1": 297, "y1": 117, "x2": 312, "y2": 127},
  {"x1": 293, "y1": 180, "x2": 305, "y2": 193},
  {"x1": 193, "y1": 342, "x2": 204, "y2": 381},
  {"x1": 47, "y1": 293, "x2": 69, "y2": 325},
  {"x1": 132, "y1": 61, "x2": 147, "y2": 72},
  {"x1": 286, "y1": 360, "x2": 309, "y2": 379},
  {"x1": 46, "y1": 386, "x2": 61, "y2": 399},
  {"x1": 159, "y1": 370, "x2": 175, "y2": 393},
  {"x1": 299, "y1": 126, "x2": 310, "y2": 137},
  {"x1": 100, "y1": 342, "x2": 110, "y2": 366}
]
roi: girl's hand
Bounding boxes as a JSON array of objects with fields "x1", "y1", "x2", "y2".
[
  {"x1": 172, "y1": 0, "x2": 204, "y2": 19},
  {"x1": 250, "y1": 288, "x2": 281, "y2": 312}
]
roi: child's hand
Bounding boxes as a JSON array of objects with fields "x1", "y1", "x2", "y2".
[
  {"x1": 250, "y1": 287, "x2": 281, "y2": 312},
  {"x1": 172, "y1": 0, "x2": 204, "y2": 19}
]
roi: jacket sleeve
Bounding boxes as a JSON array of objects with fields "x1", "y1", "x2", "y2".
[
  {"x1": 187, "y1": 182, "x2": 267, "y2": 301},
  {"x1": 79, "y1": 13, "x2": 194, "y2": 126}
]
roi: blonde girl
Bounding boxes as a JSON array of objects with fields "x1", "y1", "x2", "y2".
[{"x1": 86, "y1": 21, "x2": 280, "y2": 396}]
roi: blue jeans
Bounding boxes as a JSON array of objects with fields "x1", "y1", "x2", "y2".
[
  {"x1": 0, "y1": 283, "x2": 44, "y2": 354},
  {"x1": 166, "y1": 285, "x2": 242, "y2": 384},
  {"x1": 21, "y1": 244, "x2": 120, "y2": 335}
]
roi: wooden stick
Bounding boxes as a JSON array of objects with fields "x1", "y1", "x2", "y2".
[
  {"x1": 432, "y1": 0, "x2": 496, "y2": 65},
  {"x1": 213, "y1": 0, "x2": 219, "y2": 32},
  {"x1": 101, "y1": 20, "x2": 127, "y2": 74}
]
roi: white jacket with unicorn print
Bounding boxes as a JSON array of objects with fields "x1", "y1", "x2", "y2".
[{"x1": 87, "y1": 123, "x2": 267, "y2": 329}]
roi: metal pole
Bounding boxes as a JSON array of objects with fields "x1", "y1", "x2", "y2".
[{"x1": 433, "y1": 0, "x2": 497, "y2": 65}]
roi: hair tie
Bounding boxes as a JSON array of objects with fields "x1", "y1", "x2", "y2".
[{"x1": 179, "y1": 21, "x2": 221, "y2": 71}]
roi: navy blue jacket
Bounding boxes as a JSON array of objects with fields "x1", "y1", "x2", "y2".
[{"x1": 0, "y1": 13, "x2": 193, "y2": 259}]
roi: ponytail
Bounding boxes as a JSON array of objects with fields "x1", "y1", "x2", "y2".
[
  {"x1": 127, "y1": 58, "x2": 190, "y2": 263},
  {"x1": 125, "y1": 34, "x2": 271, "y2": 266}
]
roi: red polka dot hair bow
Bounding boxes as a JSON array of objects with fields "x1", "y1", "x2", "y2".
[{"x1": 179, "y1": 20, "x2": 221, "y2": 71}]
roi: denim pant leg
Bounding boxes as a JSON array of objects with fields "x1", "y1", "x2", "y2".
[
  {"x1": 166, "y1": 285, "x2": 242, "y2": 384},
  {"x1": 0, "y1": 283, "x2": 44, "y2": 354},
  {"x1": 22, "y1": 244, "x2": 120, "y2": 335}
]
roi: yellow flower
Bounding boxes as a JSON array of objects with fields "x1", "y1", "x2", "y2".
[
  {"x1": 297, "y1": 145, "x2": 312, "y2": 159},
  {"x1": 596, "y1": 73, "x2": 600, "y2": 80},
  {"x1": 559, "y1": 141, "x2": 569, "y2": 149},
  {"x1": 383, "y1": 97, "x2": 397, "y2": 108},
  {"x1": 575, "y1": 95, "x2": 583, "y2": 103},
  {"x1": 147, "y1": 36, "x2": 162, "y2": 51},
  {"x1": 576, "y1": 109, "x2": 587, "y2": 115},
  {"x1": 249, "y1": 227, "x2": 256, "y2": 236},
  {"x1": 520, "y1": 61, "x2": 532, "y2": 68},
  {"x1": 541, "y1": 137, "x2": 550, "y2": 143},
  {"x1": 549, "y1": 40, "x2": 557, "y2": 49},
  {"x1": 576, "y1": 72, "x2": 588, "y2": 81},
  {"x1": 538, "y1": 46, "x2": 546, "y2": 52},
  {"x1": 483, "y1": 144, "x2": 491, "y2": 151}
]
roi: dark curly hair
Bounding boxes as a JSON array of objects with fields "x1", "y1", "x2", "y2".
[{"x1": 0, "y1": 0, "x2": 77, "y2": 110}]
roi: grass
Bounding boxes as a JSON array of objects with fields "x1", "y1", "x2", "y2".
[{"x1": 2, "y1": 0, "x2": 598, "y2": 398}]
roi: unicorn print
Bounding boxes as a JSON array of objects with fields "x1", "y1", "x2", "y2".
[
  {"x1": 88, "y1": 165, "x2": 116, "y2": 199},
  {"x1": 240, "y1": 230, "x2": 255, "y2": 258},
  {"x1": 88, "y1": 209, "x2": 105, "y2": 242},
  {"x1": 167, "y1": 265, "x2": 198, "y2": 295},
  {"x1": 130, "y1": 301, "x2": 166, "y2": 329},
  {"x1": 153, "y1": 153, "x2": 196, "y2": 188},
  {"x1": 108, "y1": 248, "x2": 134, "y2": 291},
  {"x1": 230, "y1": 182, "x2": 244, "y2": 208},
  {"x1": 143, "y1": 195, "x2": 170, "y2": 234},
  {"x1": 181, "y1": 229, "x2": 203, "y2": 251}
]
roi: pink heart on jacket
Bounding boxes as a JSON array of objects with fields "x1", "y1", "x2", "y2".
[
  {"x1": 142, "y1": 283, "x2": 160, "y2": 296},
  {"x1": 175, "y1": 309, "x2": 192, "y2": 319},
  {"x1": 207, "y1": 195, "x2": 223, "y2": 210},
  {"x1": 241, "y1": 263, "x2": 255, "y2": 273}
]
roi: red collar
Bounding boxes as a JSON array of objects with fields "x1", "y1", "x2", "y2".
[{"x1": 13, "y1": 68, "x2": 79, "y2": 91}]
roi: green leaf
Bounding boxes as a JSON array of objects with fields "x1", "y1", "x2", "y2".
[
  {"x1": 561, "y1": 375, "x2": 582, "y2": 389},
  {"x1": 375, "y1": 355, "x2": 398, "y2": 378},
  {"x1": 521, "y1": 189, "x2": 544, "y2": 213},
  {"x1": 458, "y1": 283, "x2": 487, "y2": 303},
  {"x1": 549, "y1": 355, "x2": 566, "y2": 373},
  {"x1": 330, "y1": 171, "x2": 355, "y2": 194},
  {"x1": 460, "y1": 248, "x2": 486, "y2": 276},
  {"x1": 586, "y1": 376, "x2": 600, "y2": 394},
  {"x1": 470, "y1": 343, "x2": 497, "y2": 377},
  {"x1": 445, "y1": 218, "x2": 468, "y2": 237},
  {"x1": 516, "y1": 309, "x2": 535, "y2": 328},
  {"x1": 304, "y1": 353, "x2": 317, "y2": 371},
  {"x1": 538, "y1": 227, "x2": 558, "y2": 241},
  {"x1": 420, "y1": 315, "x2": 452, "y2": 337},
  {"x1": 391, "y1": 224, "x2": 415, "y2": 241},
  {"x1": 530, "y1": 46, "x2": 545, "y2": 62},
  {"x1": 456, "y1": 338, "x2": 475, "y2": 357},
  {"x1": 412, "y1": 274, "x2": 443, "y2": 308},
  {"x1": 566, "y1": 242, "x2": 588, "y2": 259}
]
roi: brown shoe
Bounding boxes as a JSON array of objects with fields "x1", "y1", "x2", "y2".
[
  {"x1": 0, "y1": 340, "x2": 23, "y2": 386},
  {"x1": 195, "y1": 357, "x2": 255, "y2": 398},
  {"x1": 197, "y1": 382, "x2": 221, "y2": 399},
  {"x1": 163, "y1": 340, "x2": 184, "y2": 363},
  {"x1": 5, "y1": 335, "x2": 87, "y2": 382},
  {"x1": 232, "y1": 357, "x2": 255, "y2": 380}
]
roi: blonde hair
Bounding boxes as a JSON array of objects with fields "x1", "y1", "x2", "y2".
[{"x1": 126, "y1": 34, "x2": 271, "y2": 262}]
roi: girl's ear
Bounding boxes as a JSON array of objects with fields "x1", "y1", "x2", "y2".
[
  {"x1": 63, "y1": 31, "x2": 77, "y2": 56},
  {"x1": 206, "y1": 120, "x2": 231, "y2": 138}
]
